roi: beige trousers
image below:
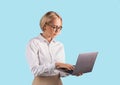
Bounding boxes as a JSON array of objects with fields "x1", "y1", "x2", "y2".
[{"x1": 32, "y1": 75, "x2": 63, "y2": 85}]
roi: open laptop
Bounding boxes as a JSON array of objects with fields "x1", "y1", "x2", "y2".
[{"x1": 59, "y1": 52, "x2": 98, "y2": 75}]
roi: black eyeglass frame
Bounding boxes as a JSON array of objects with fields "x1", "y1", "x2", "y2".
[{"x1": 45, "y1": 23, "x2": 62, "y2": 31}]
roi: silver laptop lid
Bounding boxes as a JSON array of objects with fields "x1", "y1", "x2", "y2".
[{"x1": 72, "y1": 52, "x2": 98, "y2": 75}]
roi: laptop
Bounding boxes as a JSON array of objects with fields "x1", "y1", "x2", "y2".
[{"x1": 58, "y1": 52, "x2": 98, "y2": 75}]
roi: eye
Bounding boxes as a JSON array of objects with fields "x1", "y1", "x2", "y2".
[
  {"x1": 58, "y1": 26, "x2": 62, "y2": 30},
  {"x1": 52, "y1": 26, "x2": 56, "y2": 29}
]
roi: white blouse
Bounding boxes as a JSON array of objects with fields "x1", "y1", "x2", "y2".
[{"x1": 26, "y1": 34, "x2": 68, "y2": 77}]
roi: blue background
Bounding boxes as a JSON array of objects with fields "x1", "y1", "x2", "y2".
[{"x1": 0, "y1": 0, "x2": 120, "y2": 85}]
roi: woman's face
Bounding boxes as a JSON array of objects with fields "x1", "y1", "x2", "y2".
[{"x1": 44, "y1": 18, "x2": 62, "y2": 38}]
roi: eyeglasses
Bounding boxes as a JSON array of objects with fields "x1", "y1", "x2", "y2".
[{"x1": 46, "y1": 23, "x2": 62, "y2": 31}]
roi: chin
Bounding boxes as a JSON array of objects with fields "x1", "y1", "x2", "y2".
[
  {"x1": 52, "y1": 35, "x2": 56, "y2": 38},
  {"x1": 51, "y1": 33, "x2": 58, "y2": 38},
  {"x1": 52, "y1": 35, "x2": 57, "y2": 38}
]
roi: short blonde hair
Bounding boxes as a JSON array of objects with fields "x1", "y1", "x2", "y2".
[{"x1": 40, "y1": 11, "x2": 62, "y2": 31}]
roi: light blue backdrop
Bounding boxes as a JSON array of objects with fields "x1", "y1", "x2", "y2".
[{"x1": 0, "y1": 0, "x2": 120, "y2": 85}]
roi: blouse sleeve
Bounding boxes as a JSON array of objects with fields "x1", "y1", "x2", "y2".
[{"x1": 26, "y1": 39, "x2": 55, "y2": 77}]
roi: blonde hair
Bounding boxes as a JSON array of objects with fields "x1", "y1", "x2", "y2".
[{"x1": 40, "y1": 11, "x2": 62, "y2": 31}]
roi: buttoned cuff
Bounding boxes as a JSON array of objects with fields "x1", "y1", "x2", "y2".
[
  {"x1": 59, "y1": 71, "x2": 70, "y2": 77},
  {"x1": 47, "y1": 63, "x2": 56, "y2": 73}
]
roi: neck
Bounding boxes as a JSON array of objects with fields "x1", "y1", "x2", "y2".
[{"x1": 41, "y1": 33, "x2": 53, "y2": 43}]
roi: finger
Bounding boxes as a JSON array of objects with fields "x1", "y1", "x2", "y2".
[
  {"x1": 67, "y1": 64, "x2": 74, "y2": 70},
  {"x1": 66, "y1": 66, "x2": 71, "y2": 70},
  {"x1": 70, "y1": 65, "x2": 74, "y2": 70},
  {"x1": 68, "y1": 66, "x2": 74, "y2": 70},
  {"x1": 79, "y1": 73, "x2": 83, "y2": 75},
  {"x1": 78, "y1": 73, "x2": 83, "y2": 76},
  {"x1": 63, "y1": 64, "x2": 74, "y2": 70},
  {"x1": 65, "y1": 65, "x2": 72, "y2": 70}
]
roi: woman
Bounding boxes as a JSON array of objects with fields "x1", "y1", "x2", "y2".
[{"x1": 26, "y1": 11, "x2": 81, "y2": 85}]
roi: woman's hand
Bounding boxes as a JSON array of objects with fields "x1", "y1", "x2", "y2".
[
  {"x1": 55, "y1": 62, "x2": 74, "y2": 70},
  {"x1": 75, "y1": 72, "x2": 83, "y2": 76}
]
